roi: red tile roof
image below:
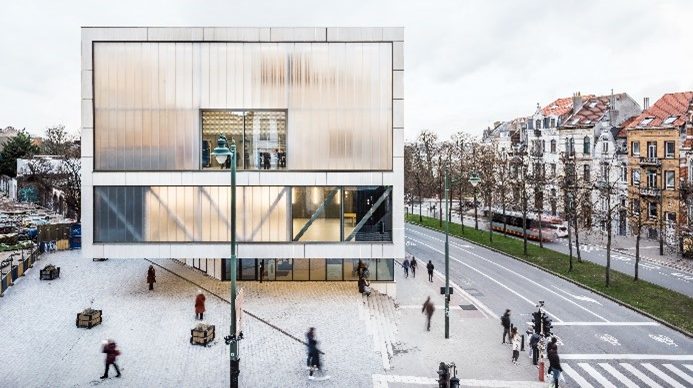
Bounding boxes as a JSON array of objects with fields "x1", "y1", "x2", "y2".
[
  {"x1": 616, "y1": 115, "x2": 639, "y2": 137},
  {"x1": 627, "y1": 91, "x2": 693, "y2": 129},
  {"x1": 541, "y1": 95, "x2": 594, "y2": 117},
  {"x1": 562, "y1": 93, "x2": 633, "y2": 128}
]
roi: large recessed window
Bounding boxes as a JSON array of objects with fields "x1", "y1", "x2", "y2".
[
  {"x1": 343, "y1": 186, "x2": 393, "y2": 242},
  {"x1": 202, "y1": 110, "x2": 287, "y2": 170},
  {"x1": 291, "y1": 187, "x2": 341, "y2": 241}
]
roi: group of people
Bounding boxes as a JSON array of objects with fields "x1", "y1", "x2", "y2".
[
  {"x1": 402, "y1": 256, "x2": 436, "y2": 282},
  {"x1": 500, "y1": 309, "x2": 563, "y2": 387}
]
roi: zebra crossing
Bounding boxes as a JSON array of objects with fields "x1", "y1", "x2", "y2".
[{"x1": 558, "y1": 360, "x2": 692, "y2": 388}]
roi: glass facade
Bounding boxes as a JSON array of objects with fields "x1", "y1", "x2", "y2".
[
  {"x1": 94, "y1": 185, "x2": 391, "y2": 243},
  {"x1": 223, "y1": 258, "x2": 394, "y2": 282},
  {"x1": 93, "y1": 42, "x2": 392, "y2": 171}
]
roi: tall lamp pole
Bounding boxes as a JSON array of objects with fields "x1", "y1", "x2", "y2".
[
  {"x1": 212, "y1": 134, "x2": 240, "y2": 387},
  {"x1": 444, "y1": 170, "x2": 480, "y2": 339}
]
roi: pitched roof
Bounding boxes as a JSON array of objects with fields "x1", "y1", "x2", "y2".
[
  {"x1": 562, "y1": 93, "x2": 632, "y2": 128},
  {"x1": 627, "y1": 91, "x2": 693, "y2": 129},
  {"x1": 541, "y1": 95, "x2": 594, "y2": 117},
  {"x1": 616, "y1": 115, "x2": 639, "y2": 138}
]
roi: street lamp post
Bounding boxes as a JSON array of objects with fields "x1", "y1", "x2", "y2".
[
  {"x1": 211, "y1": 134, "x2": 241, "y2": 388},
  {"x1": 444, "y1": 171, "x2": 480, "y2": 339}
]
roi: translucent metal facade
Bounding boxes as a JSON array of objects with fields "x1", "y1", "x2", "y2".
[{"x1": 93, "y1": 42, "x2": 392, "y2": 171}]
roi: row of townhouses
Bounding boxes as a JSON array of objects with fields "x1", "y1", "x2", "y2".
[{"x1": 483, "y1": 91, "x2": 693, "y2": 251}]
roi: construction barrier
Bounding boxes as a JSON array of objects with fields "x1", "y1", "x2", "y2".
[{"x1": 0, "y1": 247, "x2": 39, "y2": 297}]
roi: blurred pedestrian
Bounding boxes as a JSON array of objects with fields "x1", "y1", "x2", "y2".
[
  {"x1": 195, "y1": 290, "x2": 206, "y2": 320},
  {"x1": 402, "y1": 258, "x2": 410, "y2": 278},
  {"x1": 547, "y1": 347, "x2": 563, "y2": 388},
  {"x1": 357, "y1": 260, "x2": 368, "y2": 279},
  {"x1": 426, "y1": 260, "x2": 434, "y2": 282},
  {"x1": 259, "y1": 260, "x2": 264, "y2": 283},
  {"x1": 410, "y1": 256, "x2": 417, "y2": 278},
  {"x1": 100, "y1": 339, "x2": 121, "y2": 379},
  {"x1": 306, "y1": 327, "x2": 330, "y2": 380},
  {"x1": 501, "y1": 309, "x2": 511, "y2": 344},
  {"x1": 358, "y1": 277, "x2": 371, "y2": 303},
  {"x1": 511, "y1": 327, "x2": 520, "y2": 365},
  {"x1": 422, "y1": 296, "x2": 435, "y2": 331},
  {"x1": 305, "y1": 327, "x2": 315, "y2": 369},
  {"x1": 147, "y1": 265, "x2": 156, "y2": 291}
]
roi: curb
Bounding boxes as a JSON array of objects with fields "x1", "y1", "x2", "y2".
[{"x1": 406, "y1": 221, "x2": 693, "y2": 339}]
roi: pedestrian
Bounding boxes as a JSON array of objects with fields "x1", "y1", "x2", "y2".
[
  {"x1": 259, "y1": 260, "x2": 264, "y2": 283},
  {"x1": 410, "y1": 256, "x2": 417, "y2": 278},
  {"x1": 422, "y1": 296, "x2": 435, "y2": 331},
  {"x1": 147, "y1": 265, "x2": 156, "y2": 291},
  {"x1": 547, "y1": 348, "x2": 563, "y2": 388},
  {"x1": 306, "y1": 327, "x2": 330, "y2": 380},
  {"x1": 529, "y1": 329, "x2": 541, "y2": 366},
  {"x1": 100, "y1": 339, "x2": 121, "y2": 379},
  {"x1": 511, "y1": 327, "x2": 520, "y2": 365},
  {"x1": 402, "y1": 257, "x2": 410, "y2": 278},
  {"x1": 426, "y1": 260, "x2": 434, "y2": 282},
  {"x1": 358, "y1": 276, "x2": 371, "y2": 303},
  {"x1": 305, "y1": 327, "x2": 315, "y2": 370},
  {"x1": 547, "y1": 336, "x2": 558, "y2": 355},
  {"x1": 195, "y1": 290, "x2": 206, "y2": 320},
  {"x1": 357, "y1": 259, "x2": 368, "y2": 279},
  {"x1": 501, "y1": 309, "x2": 511, "y2": 344}
]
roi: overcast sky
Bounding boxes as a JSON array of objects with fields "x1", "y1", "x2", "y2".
[{"x1": 1, "y1": 0, "x2": 692, "y2": 141}]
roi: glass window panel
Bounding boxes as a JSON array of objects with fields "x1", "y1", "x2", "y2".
[
  {"x1": 275, "y1": 259, "x2": 293, "y2": 281},
  {"x1": 344, "y1": 259, "x2": 371, "y2": 280},
  {"x1": 293, "y1": 259, "x2": 310, "y2": 280},
  {"x1": 260, "y1": 259, "x2": 275, "y2": 281},
  {"x1": 326, "y1": 259, "x2": 343, "y2": 281},
  {"x1": 309, "y1": 259, "x2": 326, "y2": 281},
  {"x1": 292, "y1": 187, "x2": 341, "y2": 241},
  {"x1": 343, "y1": 187, "x2": 393, "y2": 242},
  {"x1": 240, "y1": 259, "x2": 256, "y2": 280},
  {"x1": 375, "y1": 259, "x2": 394, "y2": 281}
]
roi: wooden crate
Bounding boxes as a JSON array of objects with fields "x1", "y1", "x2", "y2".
[
  {"x1": 190, "y1": 324, "x2": 215, "y2": 346},
  {"x1": 76, "y1": 309, "x2": 102, "y2": 329},
  {"x1": 39, "y1": 266, "x2": 60, "y2": 280}
]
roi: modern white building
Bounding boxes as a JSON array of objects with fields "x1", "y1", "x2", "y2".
[{"x1": 81, "y1": 27, "x2": 404, "y2": 293}]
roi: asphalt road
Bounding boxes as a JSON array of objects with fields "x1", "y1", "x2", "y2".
[
  {"x1": 410, "y1": 205, "x2": 693, "y2": 298},
  {"x1": 405, "y1": 223, "x2": 693, "y2": 388}
]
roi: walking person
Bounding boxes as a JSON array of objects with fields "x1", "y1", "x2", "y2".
[
  {"x1": 501, "y1": 309, "x2": 511, "y2": 344},
  {"x1": 402, "y1": 257, "x2": 410, "y2": 278},
  {"x1": 426, "y1": 260, "x2": 434, "y2": 282},
  {"x1": 547, "y1": 347, "x2": 563, "y2": 388},
  {"x1": 410, "y1": 256, "x2": 417, "y2": 278},
  {"x1": 147, "y1": 265, "x2": 156, "y2": 291},
  {"x1": 194, "y1": 290, "x2": 206, "y2": 320},
  {"x1": 422, "y1": 296, "x2": 435, "y2": 331},
  {"x1": 100, "y1": 339, "x2": 121, "y2": 379},
  {"x1": 306, "y1": 327, "x2": 330, "y2": 380},
  {"x1": 511, "y1": 327, "x2": 520, "y2": 365}
]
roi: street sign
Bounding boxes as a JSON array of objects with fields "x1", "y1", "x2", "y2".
[
  {"x1": 440, "y1": 286, "x2": 454, "y2": 295},
  {"x1": 468, "y1": 174, "x2": 481, "y2": 187},
  {"x1": 235, "y1": 288, "x2": 244, "y2": 336}
]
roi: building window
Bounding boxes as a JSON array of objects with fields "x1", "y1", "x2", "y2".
[
  {"x1": 665, "y1": 212, "x2": 676, "y2": 225},
  {"x1": 663, "y1": 116, "x2": 678, "y2": 125},
  {"x1": 536, "y1": 119, "x2": 542, "y2": 129},
  {"x1": 665, "y1": 171, "x2": 675, "y2": 189},
  {"x1": 550, "y1": 118, "x2": 556, "y2": 128},
  {"x1": 632, "y1": 169, "x2": 640, "y2": 185},
  {"x1": 601, "y1": 164, "x2": 609, "y2": 180},
  {"x1": 583, "y1": 164, "x2": 590, "y2": 181},
  {"x1": 647, "y1": 141, "x2": 657, "y2": 159},
  {"x1": 647, "y1": 170, "x2": 657, "y2": 188},
  {"x1": 632, "y1": 199, "x2": 640, "y2": 215},
  {"x1": 665, "y1": 141, "x2": 675, "y2": 158},
  {"x1": 583, "y1": 136, "x2": 591, "y2": 155},
  {"x1": 648, "y1": 202, "x2": 657, "y2": 219},
  {"x1": 542, "y1": 140, "x2": 546, "y2": 152},
  {"x1": 528, "y1": 120, "x2": 534, "y2": 130},
  {"x1": 550, "y1": 163, "x2": 556, "y2": 176},
  {"x1": 631, "y1": 141, "x2": 640, "y2": 156},
  {"x1": 292, "y1": 187, "x2": 341, "y2": 241},
  {"x1": 621, "y1": 164, "x2": 627, "y2": 182},
  {"x1": 565, "y1": 138, "x2": 575, "y2": 155},
  {"x1": 550, "y1": 140, "x2": 556, "y2": 153},
  {"x1": 202, "y1": 110, "x2": 287, "y2": 170},
  {"x1": 602, "y1": 141, "x2": 609, "y2": 153},
  {"x1": 342, "y1": 186, "x2": 393, "y2": 241}
]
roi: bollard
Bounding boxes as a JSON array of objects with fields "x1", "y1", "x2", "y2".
[
  {"x1": 520, "y1": 334, "x2": 525, "y2": 351},
  {"x1": 449, "y1": 376, "x2": 460, "y2": 388},
  {"x1": 538, "y1": 359, "x2": 545, "y2": 382}
]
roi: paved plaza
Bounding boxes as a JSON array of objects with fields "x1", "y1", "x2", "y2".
[{"x1": 1, "y1": 250, "x2": 544, "y2": 387}]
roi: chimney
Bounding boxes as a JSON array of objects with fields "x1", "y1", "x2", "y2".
[
  {"x1": 643, "y1": 97, "x2": 650, "y2": 110},
  {"x1": 572, "y1": 92, "x2": 582, "y2": 114}
]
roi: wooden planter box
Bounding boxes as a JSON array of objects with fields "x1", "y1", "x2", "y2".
[
  {"x1": 76, "y1": 309, "x2": 102, "y2": 329},
  {"x1": 40, "y1": 265, "x2": 60, "y2": 280},
  {"x1": 190, "y1": 324, "x2": 215, "y2": 346}
]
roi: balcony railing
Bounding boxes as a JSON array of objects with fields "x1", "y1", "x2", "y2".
[
  {"x1": 639, "y1": 157, "x2": 662, "y2": 167},
  {"x1": 531, "y1": 149, "x2": 544, "y2": 158},
  {"x1": 640, "y1": 187, "x2": 661, "y2": 197}
]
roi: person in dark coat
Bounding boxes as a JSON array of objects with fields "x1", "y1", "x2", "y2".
[
  {"x1": 402, "y1": 258, "x2": 410, "y2": 278},
  {"x1": 259, "y1": 260, "x2": 264, "y2": 283},
  {"x1": 547, "y1": 336, "x2": 558, "y2": 354},
  {"x1": 422, "y1": 296, "x2": 435, "y2": 331},
  {"x1": 357, "y1": 260, "x2": 368, "y2": 279},
  {"x1": 529, "y1": 330, "x2": 541, "y2": 365},
  {"x1": 410, "y1": 256, "x2": 417, "y2": 278},
  {"x1": 501, "y1": 309, "x2": 511, "y2": 344},
  {"x1": 547, "y1": 348, "x2": 563, "y2": 387},
  {"x1": 426, "y1": 260, "x2": 435, "y2": 282},
  {"x1": 306, "y1": 327, "x2": 329, "y2": 379},
  {"x1": 195, "y1": 291, "x2": 206, "y2": 320},
  {"x1": 147, "y1": 265, "x2": 156, "y2": 291},
  {"x1": 100, "y1": 339, "x2": 121, "y2": 379},
  {"x1": 305, "y1": 327, "x2": 315, "y2": 369}
]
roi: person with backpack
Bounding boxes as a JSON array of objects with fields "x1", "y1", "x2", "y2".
[
  {"x1": 410, "y1": 256, "x2": 417, "y2": 278},
  {"x1": 100, "y1": 339, "x2": 121, "y2": 379},
  {"x1": 426, "y1": 260, "x2": 434, "y2": 282},
  {"x1": 501, "y1": 309, "x2": 511, "y2": 344},
  {"x1": 402, "y1": 258, "x2": 410, "y2": 278}
]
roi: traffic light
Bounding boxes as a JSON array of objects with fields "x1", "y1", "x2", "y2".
[
  {"x1": 532, "y1": 311, "x2": 541, "y2": 333},
  {"x1": 542, "y1": 313, "x2": 553, "y2": 336}
]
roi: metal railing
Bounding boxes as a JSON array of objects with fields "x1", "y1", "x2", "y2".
[
  {"x1": 639, "y1": 187, "x2": 662, "y2": 197},
  {"x1": 0, "y1": 247, "x2": 40, "y2": 297},
  {"x1": 639, "y1": 157, "x2": 662, "y2": 166}
]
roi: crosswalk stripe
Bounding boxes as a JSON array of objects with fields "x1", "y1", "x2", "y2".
[
  {"x1": 598, "y1": 363, "x2": 638, "y2": 388},
  {"x1": 685, "y1": 364, "x2": 693, "y2": 372},
  {"x1": 663, "y1": 364, "x2": 693, "y2": 385},
  {"x1": 562, "y1": 364, "x2": 594, "y2": 388},
  {"x1": 642, "y1": 363, "x2": 686, "y2": 388},
  {"x1": 578, "y1": 363, "x2": 616, "y2": 388},
  {"x1": 620, "y1": 363, "x2": 663, "y2": 388}
]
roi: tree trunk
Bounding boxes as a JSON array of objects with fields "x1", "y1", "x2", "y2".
[
  {"x1": 502, "y1": 194, "x2": 507, "y2": 234},
  {"x1": 489, "y1": 199, "x2": 494, "y2": 243},
  {"x1": 567, "y1": 213, "x2": 574, "y2": 272},
  {"x1": 635, "y1": 231, "x2": 641, "y2": 281},
  {"x1": 522, "y1": 187, "x2": 528, "y2": 255},
  {"x1": 538, "y1": 209, "x2": 543, "y2": 248},
  {"x1": 474, "y1": 188, "x2": 479, "y2": 230},
  {"x1": 458, "y1": 185, "x2": 465, "y2": 232},
  {"x1": 573, "y1": 214, "x2": 582, "y2": 262},
  {"x1": 659, "y1": 200, "x2": 664, "y2": 255},
  {"x1": 605, "y1": 195, "x2": 612, "y2": 288},
  {"x1": 418, "y1": 194, "x2": 422, "y2": 222}
]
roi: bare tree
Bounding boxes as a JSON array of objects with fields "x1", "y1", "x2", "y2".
[
  {"x1": 510, "y1": 144, "x2": 530, "y2": 255},
  {"x1": 419, "y1": 130, "x2": 439, "y2": 219},
  {"x1": 593, "y1": 154, "x2": 622, "y2": 287},
  {"x1": 477, "y1": 143, "x2": 497, "y2": 242},
  {"x1": 559, "y1": 149, "x2": 576, "y2": 271}
]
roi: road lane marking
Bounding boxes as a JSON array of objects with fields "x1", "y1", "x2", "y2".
[
  {"x1": 549, "y1": 322, "x2": 658, "y2": 326},
  {"x1": 620, "y1": 363, "x2": 663, "y2": 388},
  {"x1": 648, "y1": 334, "x2": 678, "y2": 347},
  {"x1": 407, "y1": 236, "x2": 563, "y2": 321},
  {"x1": 552, "y1": 286, "x2": 602, "y2": 305},
  {"x1": 662, "y1": 364, "x2": 693, "y2": 385},
  {"x1": 371, "y1": 374, "x2": 546, "y2": 387},
  {"x1": 431, "y1": 268, "x2": 495, "y2": 319},
  {"x1": 398, "y1": 305, "x2": 462, "y2": 310},
  {"x1": 685, "y1": 364, "x2": 693, "y2": 372},
  {"x1": 642, "y1": 363, "x2": 686, "y2": 388},
  {"x1": 578, "y1": 363, "x2": 616, "y2": 388},
  {"x1": 561, "y1": 354, "x2": 693, "y2": 360},
  {"x1": 598, "y1": 363, "x2": 639, "y2": 388},
  {"x1": 562, "y1": 364, "x2": 594, "y2": 388},
  {"x1": 596, "y1": 333, "x2": 621, "y2": 346}
]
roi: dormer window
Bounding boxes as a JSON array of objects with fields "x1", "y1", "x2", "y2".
[
  {"x1": 663, "y1": 116, "x2": 678, "y2": 125},
  {"x1": 639, "y1": 117, "x2": 654, "y2": 126},
  {"x1": 571, "y1": 118, "x2": 580, "y2": 125},
  {"x1": 589, "y1": 101, "x2": 598, "y2": 108}
]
